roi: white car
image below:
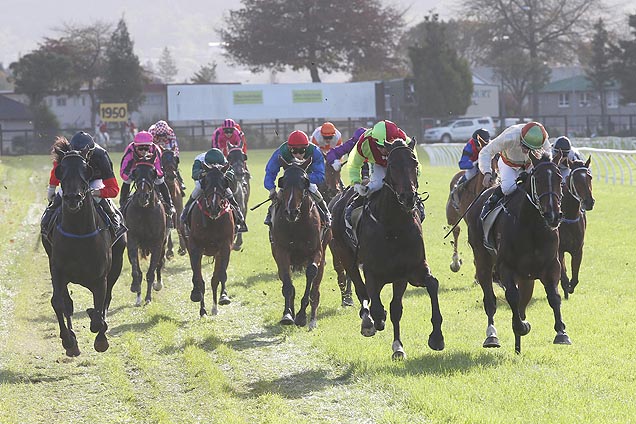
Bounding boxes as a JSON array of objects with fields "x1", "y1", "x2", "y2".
[{"x1": 423, "y1": 117, "x2": 496, "y2": 143}]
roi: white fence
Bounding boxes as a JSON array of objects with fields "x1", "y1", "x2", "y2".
[{"x1": 420, "y1": 142, "x2": 636, "y2": 185}]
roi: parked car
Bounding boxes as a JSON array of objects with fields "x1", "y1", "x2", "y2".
[{"x1": 422, "y1": 117, "x2": 497, "y2": 143}]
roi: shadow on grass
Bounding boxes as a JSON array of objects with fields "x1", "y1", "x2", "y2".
[
  {"x1": 0, "y1": 369, "x2": 71, "y2": 385},
  {"x1": 109, "y1": 312, "x2": 188, "y2": 336},
  {"x1": 230, "y1": 271, "x2": 279, "y2": 289}
]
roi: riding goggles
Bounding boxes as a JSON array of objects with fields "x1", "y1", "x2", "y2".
[{"x1": 290, "y1": 147, "x2": 306, "y2": 155}]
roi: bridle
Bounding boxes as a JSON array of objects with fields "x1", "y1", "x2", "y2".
[
  {"x1": 199, "y1": 168, "x2": 230, "y2": 220},
  {"x1": 384, "y1": 144, "x2": 419, "y2": 212},
  {"x1": 281, "y1": 166, "x2": 309, "y2": 222},
  {"x1": 526, "y1": 161, "x2": 563, "y2": 221},
  {"x1": 59, "y1": 152, "x2": 92, "y2": 212},
  {"x1": 132, "y1": 163, "x2": 156, "y2": 208},
  {"x1": 566, "y1": 165, "x2": 592, "y2": 203}
]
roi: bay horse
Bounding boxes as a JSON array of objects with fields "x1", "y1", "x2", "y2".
[
  {"x1": 330, "y1": 139, "x2": 444, "y2": 360},
  {"x1": 161, "y1": 149, "x2": 186, "y2": 258},
  {"x1": 184, "y1": 163, "x2": 234, "y2": 316},
  {"x1": 466, "y1": 153, "x2": 568, "y2": 353},
  {"x1": 41, "y1": 138, "x2": 125, "y2": 356},
  {"x1": 270, "y1": 157, "x2": 330, "y2": 329},
  {"x1": 227, "y1": 147, "x2": 250, "y2": 251},
  {"x1": 124, "y1": 162, "x2": 168, "y2": 306},
  {"x1": 558, "y1": 157, "x2": 594, "y2": 298}
]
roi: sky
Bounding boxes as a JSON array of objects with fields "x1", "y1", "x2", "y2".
[{"x1": 1, "y1": 0, "x2": 635, "y2": 85}]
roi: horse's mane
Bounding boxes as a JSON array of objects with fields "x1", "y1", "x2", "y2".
[{"x1": 51, "y1": 137, "x2": 71, "y2": 162}]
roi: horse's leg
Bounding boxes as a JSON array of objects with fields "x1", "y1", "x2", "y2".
[
  {"x1": 568, "y1": 247, "x2": 584, "y2": 294},
  {"x1": 501, "y1": 269, "x2": 531, "y2": 354},
  {"x1": 390, "y1": 282, "x2": 408, "y2": 360},
  {"x1": 308, "y1": 261, "x2": 325, "y2": 330},
  {"x1": 106, "y1": 236, "x2": 126, "y2": 314},
  {"x1": 450, "y1": 226, "x2": 463, "y2": 273},
  {"x1": 89, "y1": 277, "x2": 109, "y2": 353},
  {"x1": 329, "y1": 243, "x2": 353, "y2": 307},
  {"x1": 166, "y1": 231, "x2": 174, "y2": 260},
  {"x1": 63, "y1": 285, "x2": 74, "y2": 331},
  {"x1": 295, "y1": 258, "x2": 319, "y2": 328},
  {"x1": 365, "y1": 272, "x2": 386, "y2": 333},
  {"x1": 51, "y1": 271, "x2": 80, "y2": 356},
  {"x1": 127, "y1": 236, "x2": 143, "y2": 306},
  {"x1": 212, "y1": 247, "x2": 231, "y2": 315},
  {"x1": 558, "y1": 249, "x2": 570, "y2": 299},
  {"x1": 188, "y1": 246, "x2": 207, "y2": 316},
  {"x1": 542, "y1": 260, "x2": 571, "y2": 346},
  {"x1": 420, "y1": 268, "x2": 445, "y2": 352},
  {"x1": 145, "y1": 244, "x2": 163, "y2": 304},
  {"x1": 155, "y1": 241, "x2": 166, "y2": 292},
  {"x1": 275, "y1": 252, "x2": 295, "y2": 324}
]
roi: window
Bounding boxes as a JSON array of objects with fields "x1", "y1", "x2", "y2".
[
  {"x1": 56, "y1": 97, "x2": 67, "y2": 107},
  {"x1": 558, "y1": 93, "x2": 570, "y2": 108},
  {"x1": 454, "y1": 121, "x2": 473, "y2": 128},
  {"x1": 579, "y1": 92, "x2": 591, "y2": 107},
  {"x1": 607, "y1": 91, "x2": 619, "y2": 108}
]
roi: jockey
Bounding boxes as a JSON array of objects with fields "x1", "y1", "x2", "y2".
[
  {"x1": 149, "y1": 120, "x2": 186, "y2": 193},
  {"x1": 552, "y1": 136, "x2": 583, "y2": 180},
  {"x1": 119, "y1": 131, "x2": 175, "y2": 220},
  {"x1": 41, "y1": 131, "x2": 125, "y2": 239},
  {"x1": 212, "y1": 118, "x2": 247, "y2": 157},
  {"x1": 180, "y1": 148, "x2": 248, "y2": 233},
  {"x1": 479, "y1": 121, "x2": 551, "y2": 218},
  {"x1": 310, "y1": 121, "x2": 342, "y2": 154},
  {"x1": 450, "y1": 128, "x2": 491, "y2": 209},
  {"x1": 263, "y1": 130, "x2": 331, "y2": 227},
  {"x1": 325, "y1": 127, "x2": 367, "y2": 171}
]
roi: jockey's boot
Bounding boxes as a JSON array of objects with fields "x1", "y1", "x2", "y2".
[
  {"x1": 119, "y1": 182, "x2": 131, "y2": 209},
  {"x1": 41, "y1": 194, "x2": 62, "y2": 237},
  {"x1": 416, "y1": 196, "x2": 426, "y2": 221},
  {"x1": 181, "y1": 196, "x2": 195, "y2": 225},
  {"x1": 450, "y1": 175, "x2": 467, "y2": 210},
  {"x1": 344, "y1": 194, "x2": 364, "y2": 240},
  {"x1": 264, "y1": 204, "x2": 273, "y2": 227},
  {"x1": 225, "y1": 189, "x2": 248, "y2": 233},
  {"x1": 176, "y1": 170, "x2": 187, "y2": 196},
  {"x1": 157, "y1": 182, "x2": 175, "y2": 228},
  {"x1": 310, "y1": 190, "x2": 332, "y2": 228},
  {"x1": 480, "y1": 186, "x2": 504, "y2": 220},
  {"x1": 99, "y1": 198, "x2": 127, "y2": 240}
]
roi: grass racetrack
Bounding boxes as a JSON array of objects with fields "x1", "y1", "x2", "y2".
[{"x1": 1, "y1": 148, "x2": 635, "y2": 423}]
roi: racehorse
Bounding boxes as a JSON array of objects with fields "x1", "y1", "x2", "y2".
[
  {"x1": 466, "y1": 153, "x2": 568, "y2": 353},
  {"x1": 558, "y1": 157, "x2": 594, "y2": 298},
  {"x1": 329, "y1": 139, "x2": 444, "y2": 360},
  {"x1": 161, "y1": 149, "x2": 186, "y2": 257},
  {"x1": 42, "y1": 138, "x2": 125, "y2": 356},
  {"x1": 184, "y1": 163, "x2": 235, "y2": 316},
  {"x1": 227, "y1": 147, "x2": 250, "y2": 251},
  {"x1": 270, "y1": 158, "x2": 330, "y2": 329},
  {"x1": 124, "y1": 162, "x2": 168, "y2": 306}
]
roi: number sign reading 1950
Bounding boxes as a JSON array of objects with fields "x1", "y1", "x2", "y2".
[{"x1": 99, "y1": 103, "x2": 128, "y2": 122}]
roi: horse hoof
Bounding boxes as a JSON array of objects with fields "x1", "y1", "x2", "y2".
[
  {"x1": 219, "y1": 294, "x2": 231, "y2": 305},
  {"x1": 514, "y1": 320, "x2": 531, "y2": 336},
  {"x1": 190, "y1": 289, "x2": 202, "y2": 302},
  {"x1": 554, "y1": 333, "x2": 572, "y2": 345},
  {"x1": 200, "y1": 308, "x2": 207, "y2": 317},
  {"x1": 361, "y1": 315, "x2": 376, "y2": 337},
  {"x1": 94, "y1": 339, "x2": 109, "y2": 353},
  {"x1": 232, "y1": 243, "x2": 242, "y2": 251},
  {"x1": 178, "y1": 248, "x2": 186, "y2": 256},
  {"x1": 153, "y1": 281, "x2": 163, "y2": 291},
  {"x1": 428, "y1": 333, "x2": 445, "y2": 351},
  {"x1": 280, "y1": 313, "x2": 295, "y2": 325},
  {"x1": 483, "y1": 336, "x2": 501, "y2": 348},
  {"x1": 341, "y1": 295, "x2": 354, "y2": 307},
  {"x1": 144, "y1": 299, "x2": 152, "y2": 306},
  {"x1": 211, "y1": 305, "x2": 218, "y2": 316},
  {"x1": 392, "y1": 349, "x2": 406, "y2": 361},
  {"x1": 166, "y1": 251, "x2": 174, "y2": 260},
  {"x1": 130, "y1": 283, "x2": 141, "y2": 293},
  {"x1": 450, "y1": 261, "x2": 461, "y2": 273},
  {"x1": 135, "y1": 294, "x2": 142, "y2": 307},
  {"x1": 374, "y1": 320, "x2": 385, "y2": 331},
  {"x1": 65, "y1": 344, "x2": 81, "y2": 357},
  {"x1": 308, "y1": 319, "x2": 318, "y2": 331},
  {"x1": 295, "y1": 314, "x2": 307, "y2": 327}
]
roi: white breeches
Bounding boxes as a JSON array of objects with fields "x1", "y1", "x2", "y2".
[
  {"x1": 367, "y1": 163, "x2": 387, "y2": 194},
  {"x1": 498, "y1": 157, "x2": 524, "y2": 195}
]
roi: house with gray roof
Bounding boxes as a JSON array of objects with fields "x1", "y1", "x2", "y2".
[{"x1": 0, "y1": 94, "x2": 34, "y2": 155}]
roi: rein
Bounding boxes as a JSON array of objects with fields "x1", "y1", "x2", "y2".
[{"x1": 526, "y1": 161, "x2": 562, "y2": 214}]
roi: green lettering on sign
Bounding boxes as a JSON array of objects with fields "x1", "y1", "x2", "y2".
[
  {"x1": 233, "y1": 91, "x2": 263, "y2": 104},
  {"x1": 293, "y1": 90, "x2": 323, "y2": 103}
]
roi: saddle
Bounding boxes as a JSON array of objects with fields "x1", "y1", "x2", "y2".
[{"x1": 481, "y1": 203, "x2": 505, "y2": 254}]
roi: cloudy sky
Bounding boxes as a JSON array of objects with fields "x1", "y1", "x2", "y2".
[{"x1": 1, "y1": 0, "x2": 634, "y2": 84}]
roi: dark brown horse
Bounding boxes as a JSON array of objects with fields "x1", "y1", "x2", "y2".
[
  {"x1": 227, "y1": 148, "x2": 250, "y2": 251},
  {"x1": 161, "y1": 149, "x2": 186, "y2": 258},
  {"x1": 42, "y1": 138, "x2": 125, "y2": 356},
  {"x1": 124, "y1": 162, "x2": 168, "y2": 306},
  {"x1": 270, "y1": 158, "x2": 330, "y2": 329},
  {"x1": 466, "y1": 154, "x2": 568, "y2": 353},
  {"x1": 330, "y1": 139, "x2": 444, "y2": 360},
  {"x1": 558, "y1": 157, "x2": 594, "y2": 298},
  {"x1": 184, "y1": 163, "x2": 234, "y2": 316}
]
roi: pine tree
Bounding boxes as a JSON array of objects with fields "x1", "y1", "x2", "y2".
[
  {"x1": 157, "y1": 46, "x2": 178, "y2": 83},
  {"x1": 585, "y1": 18, "x2": 614, "y2": 125},
  {"x1": 614, "y1": 15, "x2": 636, "y2": 104},
  {"x1": 99, "y1": 18, "x2": 145, "y2": 111},
  {"x1": 191, "y1": 62, "x2": 217, "y2": 83}
]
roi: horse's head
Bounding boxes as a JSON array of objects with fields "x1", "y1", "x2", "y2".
[
  {"x1": 227, "y1": 148, "x2": 247, "y2": 178},
  {"x1": 199, "y1": 162, "x2": 231, "y2": 219},
  {"x1": 53, "y1": 138, "x2": 93, "y2": 213},
  {"x1": 384, "y1": 138, "x2": 419, "y2": 211},
  {"x1": 322, "y1": 151, "x2": 341, "y2": 201},
  {"x1": 567, "y1": 156, "x2": 594, "y2": 211},
  {"x1": 527, "y1": 154, "x2": 563, "y2": 228},
  {"x1": 161, "y1": 149, "x2": 178, "y2": 181},
  {"x1": 131, "y1": 162, "x2": 157, "y2": 208},
  {"x1": 279, "y1": 157, "x2": 311, "y2": 222}
]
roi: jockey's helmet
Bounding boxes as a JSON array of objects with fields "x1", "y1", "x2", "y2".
[
  {"x1": 520, "y1": 122, "x2": 547, "y2": 150},
  {"x1": 472, "y1": 128, "x2": 491, "y2": 146},
  {"x1": 371, "y1": 120, "x2": 400, "y2": 146},
  {"x1": 70, "y1": 131, "x2": 95, "y2": 151},
  {"x1": 320, "y1": 122, "x2": 336, "y2": 137},
  {"x1": 152, "y1": 120, "x2": 172, "y2": 137},
  {"x1": 553, "y1": 136, "x2": 571, "y2": 153},
  {"x1": 134, "y1": 131, "x2": 154, "y2": 146},
  {"x1": 204, "y1": 148, "x2": 226, "y2": 166},
  {"x1": 223, "y1": 119, "x2": 237, "y2": 129},
  {"x1": 287, "y1": 130, "x2": 309, "y2": 148}
]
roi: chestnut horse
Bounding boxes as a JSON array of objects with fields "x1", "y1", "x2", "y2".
[
  {"x1": 42, "y1": 139, "x2": 125, "y2": 356},
  {"x1": 227, "y1": 148, "x2": 250, "y2": 251},
  {"x1": 161, "y1": 149, "x2": 186, "y2": 258},
  {"x1": 558, "y1": 157, "x2": 594, "y2": 298},
  {"x1": 270, "y1": 158, "x2": 330, "y2": 329},
  {"x1": 184, "y1": 163, "x2": 234, "y2": 317},
  {"x1": 330, "y1": 139, "x2": 444, "y2": 360},
  {"x1": 124, "y1": 162, "x2": 168, "y2": 306},
  {"x1": 466, "y1": 154, "x2": 568, "y2": 353}
]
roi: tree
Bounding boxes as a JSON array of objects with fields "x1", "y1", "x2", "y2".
[
  {"x1": 191, "y1": 62, "x2": 218, "y2": 83},
  {"x1": 219, "y1": 0, "x2": 403, "y2": 82},
  {"x1": 614, "y1": 15, "x2": 636, "y2": 104},
  {"x1": 99, "y1": 18, "x2": 145, "y2": 111},
  {"x1": 407, "y1": 14, "x2": 473, "y2": 117},
  {"x1": 584, "y1": 18, "x2": 614, "y2": 126},
  {"x1": 463, "y1": 0, "x2": 601, "y2": 117},
  {"x1": 157, "y1": 46, "x2": 178, "y2": 83},
  {"x1": 0, "y1": 63, "x2": 13, "y2": 90},
  {"x1": 57, "y1": 21, "x2": 112, "y2": 130}
]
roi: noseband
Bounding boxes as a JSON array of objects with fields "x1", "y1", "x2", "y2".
[
  {"x1": 567, "y1": 166, "x2": 592, "y2": 203},
  {"x1": 526, "y1": 161, "x2": 562, "y2": 219},
  {"x1": 384, "y1": 145, "x2": 418, "y2": 212},
  {"x1": 60, "y1": 152, "x2": 91, "y2": 211}
]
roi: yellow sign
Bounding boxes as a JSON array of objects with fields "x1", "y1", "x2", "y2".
[
  {"x1": 99, "y1": 103, "x2": 128, "y2": 122},
  {"x1": 233, "y1": 91, "x2": 263, "y2": 104},
  {"x1": 292, "y1": 90, "x2": 323, "y2": 103}
]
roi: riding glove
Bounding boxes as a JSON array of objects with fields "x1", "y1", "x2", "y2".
[
  {"x1": 354, "y1": 183, "x2": 369, "y2": 197},
  {"x1": 47, "y1": 185, "x2": 57, "y2": 202},
  {"x1": 331, "y1": 159, "x2": 341, "y2": 172},
  {"x1": 482, "y1": 173, "x2": 493, "y2": 188}
]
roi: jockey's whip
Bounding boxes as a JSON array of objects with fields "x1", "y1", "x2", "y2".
[
  {"x1": 443, "y1": 186, "x2": 489, "y2": 239},
  {"x1": 250, "y1": 197, "x2": 272, "y2": 211}
]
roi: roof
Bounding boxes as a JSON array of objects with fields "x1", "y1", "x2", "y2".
[
  {"x1": 540, "y1": 75, "x2": 619, "y2": 93},
  {"x1": 0, "y1": 95, "x2": 33, "y2": 121}
]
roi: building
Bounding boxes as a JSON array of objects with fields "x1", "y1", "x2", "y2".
[{"x1": 0, "y1": 94, "x2": 34, "y2": 154}]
